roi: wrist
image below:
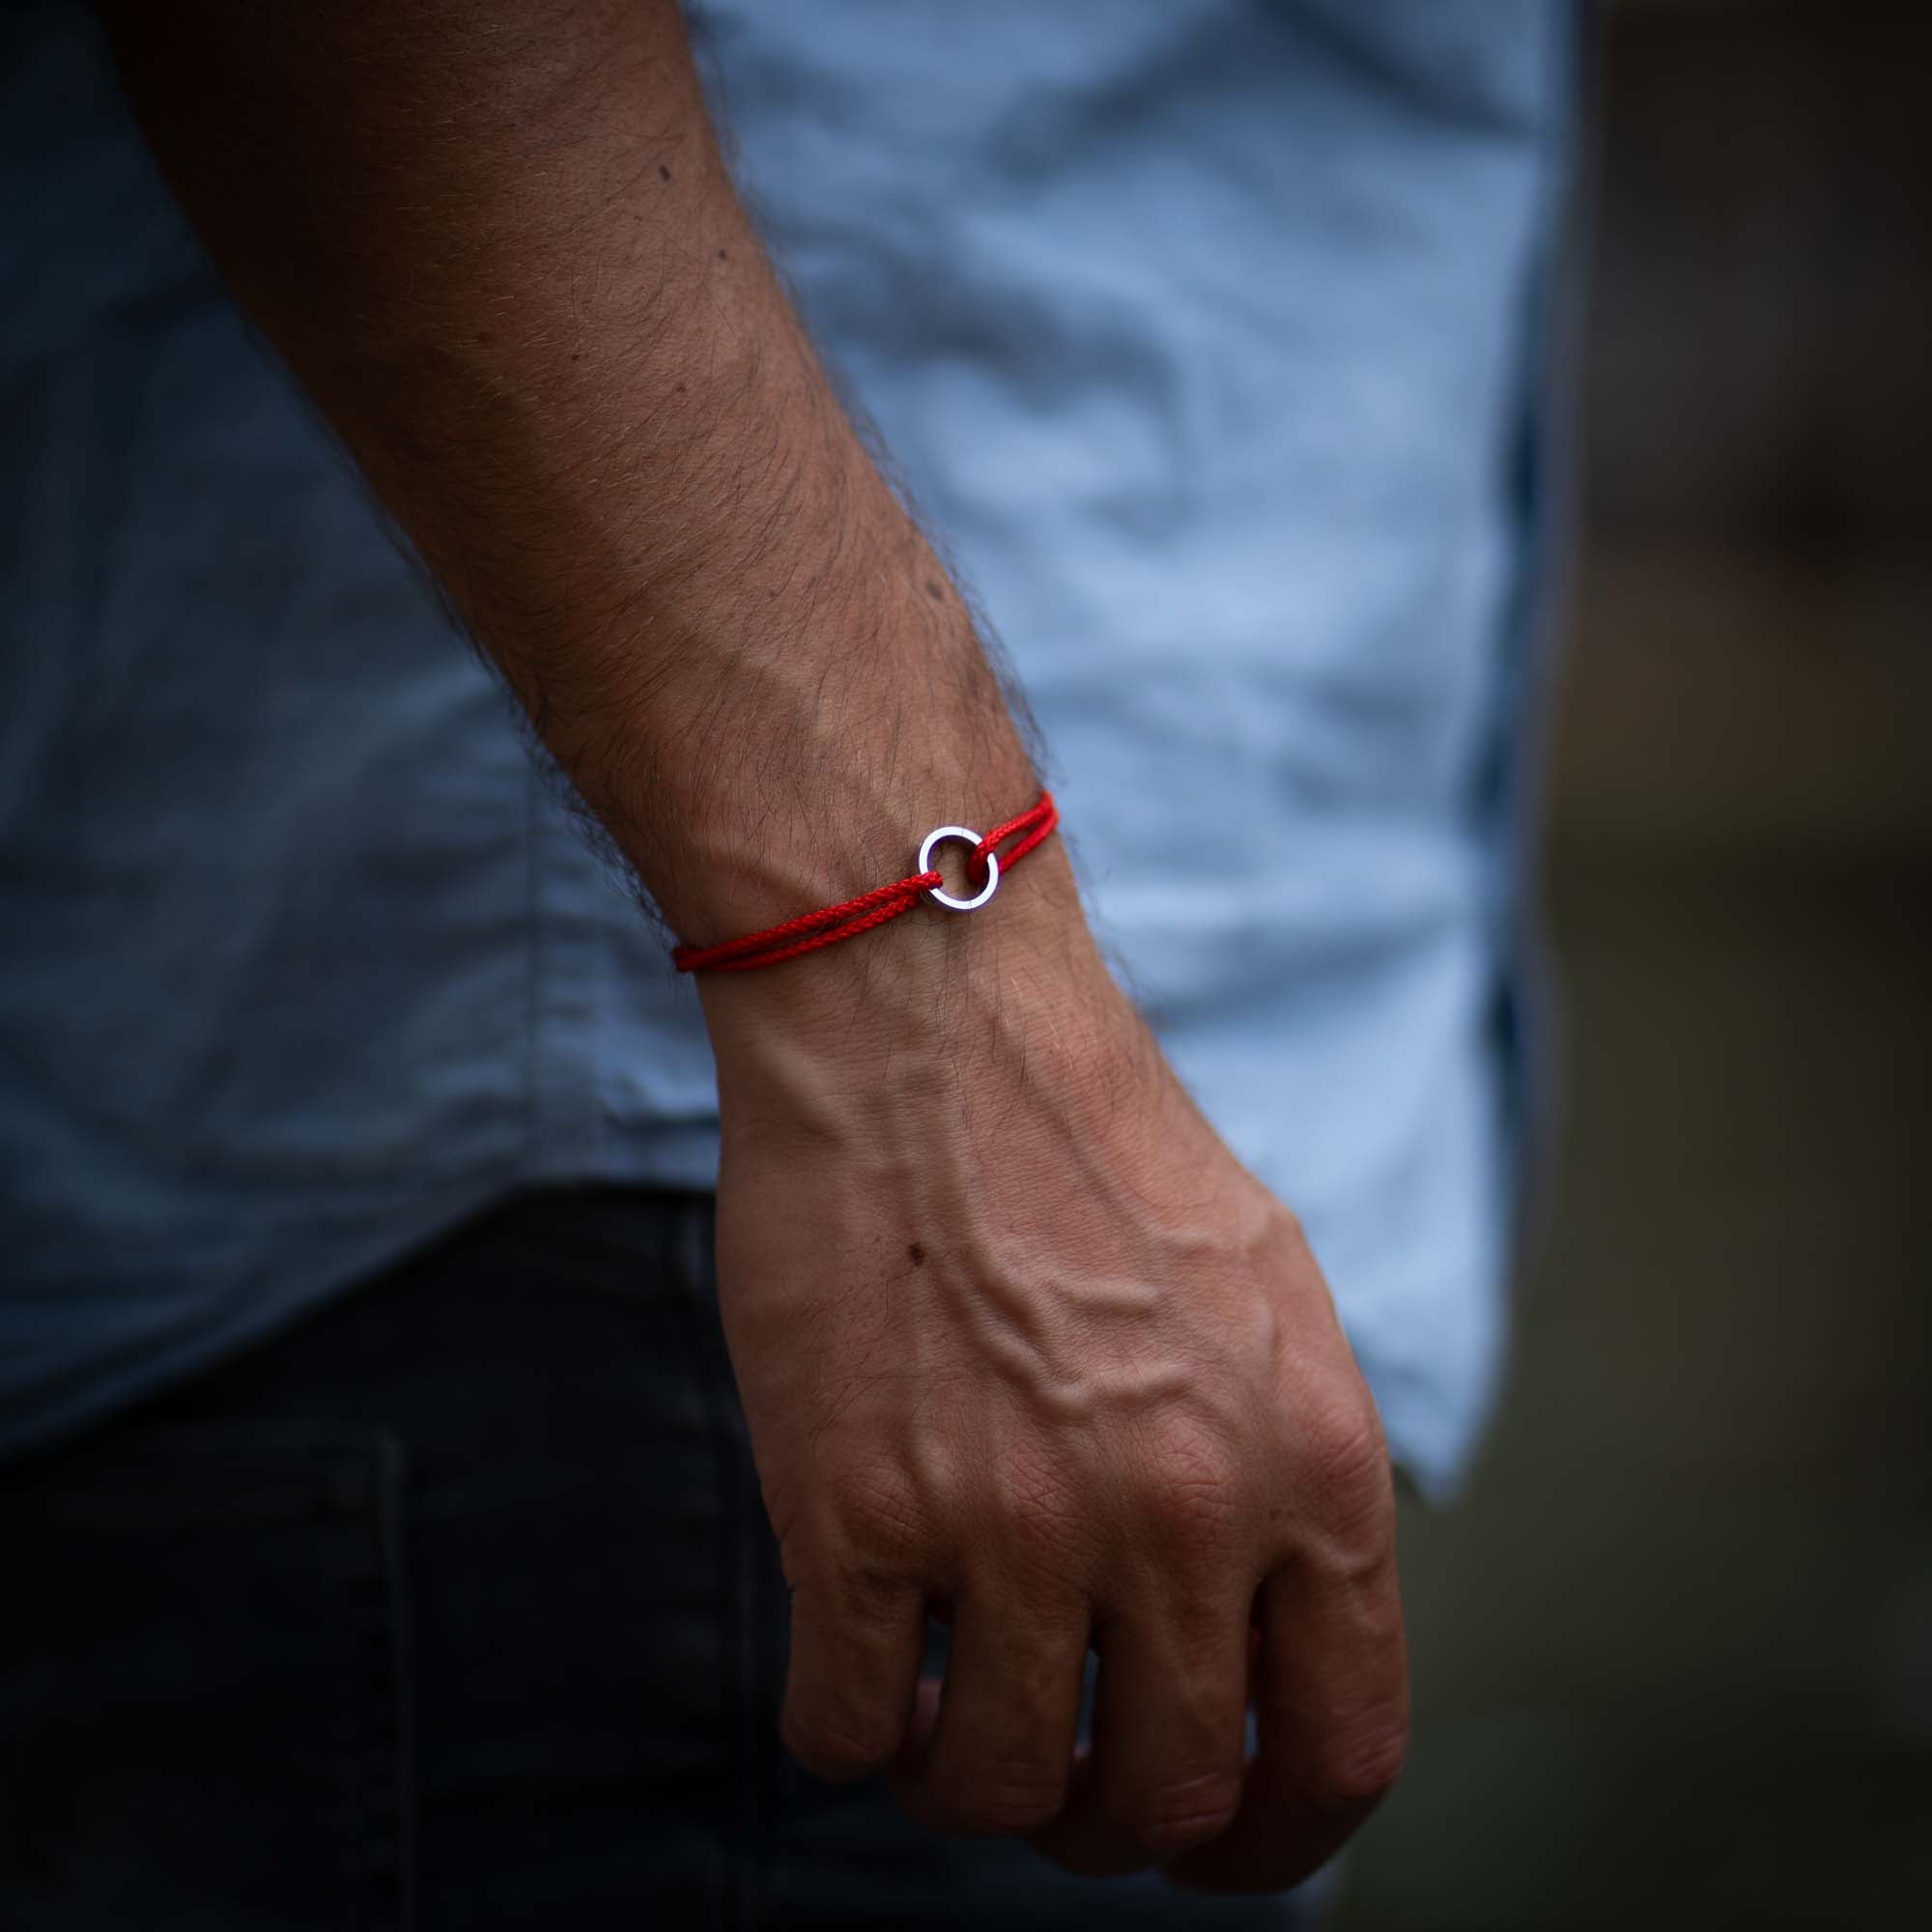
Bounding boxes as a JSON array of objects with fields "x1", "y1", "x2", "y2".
[
  {"x1": 699, "y1": 836, "x2": 1130, "y2": 1107},
  {"x1": 642, "y1": 720, "x2": 1039, "y2": 948}
]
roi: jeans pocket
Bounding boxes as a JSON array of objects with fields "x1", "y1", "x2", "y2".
[{"x1": 0, "y1": 1420, "x2": 412, "y2": 1931}]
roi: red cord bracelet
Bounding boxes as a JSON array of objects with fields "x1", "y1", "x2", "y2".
[{"x1": 671, "y1": 790, "x2": 1058, "y2": 974}]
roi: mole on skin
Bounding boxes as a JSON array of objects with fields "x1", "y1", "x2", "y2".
[{"x1": 907, "y1": 1242, "x2": 926, "y2": 1266}]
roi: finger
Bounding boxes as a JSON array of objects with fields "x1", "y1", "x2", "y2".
[
  {"x1": 781, "y1": 1571, "x2": 926, "y2": 1782},
  {"x1": 891, "y1": 1584, "x2": 1088, "y2": 1836},
  {"x1": 1027, "y1": 1587, "x2": 1249, "y2": 1876},
  {"x1": 1165, "y1": 1533, "x2": 1408, "y2": 1894}
]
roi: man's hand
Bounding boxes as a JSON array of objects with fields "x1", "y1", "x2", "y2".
[
  {"x1": 703, "y1": 929, "x2": 1407, "y2": 1891},
  {"x1": 100, "y1": 0, "x2": 1408, "y2": 1890}
]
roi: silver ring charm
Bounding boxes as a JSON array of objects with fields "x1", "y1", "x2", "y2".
[{"x1": 919, "y1": 824, "x2": 1000, "y2": 912}]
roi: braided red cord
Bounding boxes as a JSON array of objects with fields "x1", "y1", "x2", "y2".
[{"x1": 671, "y1": 790, "x2": 1058, "y2": 974}]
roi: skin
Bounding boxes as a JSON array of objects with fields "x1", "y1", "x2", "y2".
[{"x1": 98, "y1": 0, "x2": 1408, "y2": 1891}]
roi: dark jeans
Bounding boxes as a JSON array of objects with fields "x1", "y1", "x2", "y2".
[{"x1": 1, "y1": 1187, "x2": 1321, "y2": 1928}]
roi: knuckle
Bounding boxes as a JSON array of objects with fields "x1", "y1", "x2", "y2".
[
  {"x1": 781, "y1": 1696, "x2": 900, "y2": 1782},
  {"x1": 948, "y1": 1759, "x2": 1069, "y2": 1835},
  {"x1": 1139, "y1": 1423, "x2": 1245, "y2": 1549},
  {"x1": 1300, "y1": 1397, "x2": 1394, "y2": 1529},
  {"x1": 1129, "y1": 1768, "x2": 1244, "y2": 1857},
  {"x1": 837, "y1": 1463, "x2": 935, "y2": 1566},
  {"x1": 1309, "y1": 1717, "x2": 1409, "y2": 1811},
  {"x1": 785, "y1": 1546, "x2": 920, "y2": 1654}
]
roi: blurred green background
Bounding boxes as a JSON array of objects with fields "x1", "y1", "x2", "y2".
[{"x1": 1338, "y1": 5, "x2": 1932, "y2": 1927}]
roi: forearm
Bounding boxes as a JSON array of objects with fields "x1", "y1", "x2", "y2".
[{"x1": 97, "y1": 0, "x2": 1061, "y2": 963}]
